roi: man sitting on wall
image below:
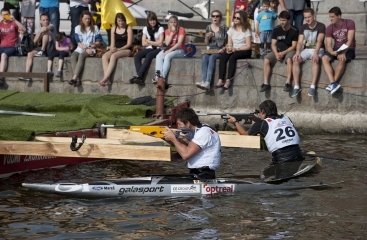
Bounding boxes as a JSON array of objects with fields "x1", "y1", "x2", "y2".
[
  {"x1": 19, "y1": 13, "x2": 56, "y2": 81},
  {"x1": 260, "y1": 10, "x2": 299, "y2": 93},
  {"x1": 321, "y1": 6, "x2": 356, "y2": 95},
  {"x1": 0, "y1": 7, "x2": 26, "y2": 86}
]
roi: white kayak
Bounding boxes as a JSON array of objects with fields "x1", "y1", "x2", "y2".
[{"x1": 22, "y1": 175, "x2": 341, "y2": 198}]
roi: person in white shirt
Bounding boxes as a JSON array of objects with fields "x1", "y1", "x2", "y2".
[
  {"x1": 163, "y1": 108, "x2": 221, "y2": 179},
  {"x1": 69, "y1": 0, "x2": 90, "y2": 50}
]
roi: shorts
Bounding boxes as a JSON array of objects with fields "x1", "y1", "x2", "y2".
[
  {"x1": 300, "y1": 48, "x2": 324, "y2": 62},
  {"x1": 0, "y1": 47, "x2": 16, "y2": 57},
  {"x1": 323, "y1": 47, "x2": 355, "y2": 63},
  {"x1": 265, "y1": 50, "x2": 296, "y2": 66}
]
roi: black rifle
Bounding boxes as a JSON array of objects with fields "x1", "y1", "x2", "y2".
[{"x1": 195, "y1": 111, "x2": 261, "y2": 130}]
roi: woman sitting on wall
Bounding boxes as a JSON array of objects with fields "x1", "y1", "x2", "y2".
[
  {"x1": 216, "y1": 10, "x2": 252, "y2": 89},
  {"x1": 196, "y1": 10, "x2": 228, "y2": 90},
  {"x1": 69, "y1": 10, "x2": 102, "y2": 87},
  {"x1": 153, "y1": 15, "x2": 186, "y2": 83},
  {"x1": 130, "y1": 11, "x2": 164, "y2": 85},
  {"x1": 99, "y1": 12, "x2": 133, "y2": 86}
]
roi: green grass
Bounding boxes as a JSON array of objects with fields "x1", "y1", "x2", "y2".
[{"x1": 0, "y1": 90, "x2": 165, "y2": 141}]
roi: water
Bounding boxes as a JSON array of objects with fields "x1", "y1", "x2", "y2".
[{"x1": 0, "y1": 134, "x2": 366, "y2": 239}]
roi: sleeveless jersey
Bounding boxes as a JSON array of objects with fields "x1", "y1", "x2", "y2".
[{"x1": 264, "y1": 116, "x2": 300, "y2": 153}]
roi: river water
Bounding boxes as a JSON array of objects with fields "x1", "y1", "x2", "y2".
[{"x1": 0, "y1": 134, "x2": 366, "y2": 239}]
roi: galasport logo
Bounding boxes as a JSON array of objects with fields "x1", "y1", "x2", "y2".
[
  {"x1": 202, "y1": 184, "x2": 234, "y2": 194},
  {"x1": 118, "y1": 186, "x2": 165, "y2": 195},
  {"x1": 171, "y1": 184, "x2": 200, "y2": 193}
]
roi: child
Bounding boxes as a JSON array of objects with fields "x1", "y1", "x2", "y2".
[
  {"x1": 48, "y1": 32, "x2": 73, "y2": 77},
  {"x1": 256, "y1": 0, "x2": 277, "y2": 57}
]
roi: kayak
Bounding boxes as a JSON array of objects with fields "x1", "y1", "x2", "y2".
[
  {"x1": 22, "y1": 175, "x2": 340, "y2": 198},
  {"x1": 261, "y1": 156, "x2": 322, "y2": 183}
]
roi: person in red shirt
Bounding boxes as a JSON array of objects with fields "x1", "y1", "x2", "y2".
[{"x1": 0, "y1": 7, "x2": 26, "y2": 85}]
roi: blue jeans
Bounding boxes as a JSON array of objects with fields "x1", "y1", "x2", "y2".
[
  {"x1": 260, "y1": 30, "x2": 272, "y2": 55},
  {"x1": 70, "y1": 6, "x2": 89, "y2": 50},
  {"x1": 155, "y1": 49, "x2": 185, "y2": 78},
  {"x1": 134, "y1": 48, "x2": 161, "y2": 78},
  {"x1": 201, "y1": 53, "x2": 220, "y2": 83},
  {"x1": 288, "y1": 10, "x2": 304, "y2": 30},
  {"x1": 39, "y1": 7, "x2": 60, "y2": 32}
]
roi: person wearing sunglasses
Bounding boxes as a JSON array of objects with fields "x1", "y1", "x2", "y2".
[
  {"x1": 215, "y1": 11, "x2": 252, "y2": 89},
  {"x1": 196, "y1": 10, "x2": 228, "y2": 90},
  {"x1": 227, "y1": 100, "x2": 304, "y2": 166}
]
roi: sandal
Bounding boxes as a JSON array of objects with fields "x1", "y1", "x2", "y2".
[
  {"x1": 215, "y1": 79, "x2": 224, "y2": 87},
  {"x1": 223, "y1": 79, "x2": 231, "y2": 89}
]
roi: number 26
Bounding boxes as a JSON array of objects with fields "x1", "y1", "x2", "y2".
[{"x1": 275, "y1": 126, "x2": 295, "y2": 141}]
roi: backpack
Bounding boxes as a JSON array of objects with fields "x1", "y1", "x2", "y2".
[{"x1": 246, "y1": 0, "x2": 260, "y2": 20}]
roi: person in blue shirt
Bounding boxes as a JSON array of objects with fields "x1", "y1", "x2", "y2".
[
  {"x1": 256, "y1": 0, "x2": 277, "y2": 57},
  {"x1": 39, "y1": 0, "x2": 60, "y2": 32}
]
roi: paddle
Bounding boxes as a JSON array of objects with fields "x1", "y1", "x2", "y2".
[{"x1": 302, "y1": 152, "x2": 358, "y2": 162}]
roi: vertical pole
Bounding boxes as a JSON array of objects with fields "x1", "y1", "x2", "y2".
[
  {"x1": 226, "y1": 0, "x2": 231, "y2": 27},
  {"x1": 155, "y1": 76, "x2": 165, "y2": 119}
]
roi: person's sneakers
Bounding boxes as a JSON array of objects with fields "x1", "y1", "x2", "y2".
[
  {"x1": 68, "y1": 79, "x2": 76, "y2": 85},
  {"x1": 55, "y1": 70, "x2": 62, "y2": 77},
  {"x1": 35, "y1": 50, "x2": 45, "y2": 57},
  {"x1": 260, "y1": 83, "x2": 270, "y2": 92},
  {"x1": 201, "y1": 82, "x2": 210, "y2": 90},
  {"x1": 308, "y1": 88, "x2": 316, "y2": 96},
  {"x1": 283, "y1": 83, "x2": 291, "y2": 92},
  {"x1": 0, "y1": 77, "x2": 4, "y2": 86},
  {"x1": 330, "y1": 82, "x2": 341, "y2": 94},
  {"x1": 195, "y1": 81, "x2": 204, "y2": 88},
  {"x1": 151, "y1": 76, "x2": 159, "y2": 84},
  {"x1": 129, "y1": 75, "x2": 138, "y2": 84},
  {"x1": 291, "y1": 88, "x2": 302, "y2": 98},
  {"x1": 47, "y1": 71, "x2": 53, "y2": 76},
  {"x1": 18, "y1": 77, "x2": 32, "y2": 81},
  {"x1": 133, "y1": 76, "x2": 145, "y2": 85},
  {"x1": 326, "y1": 84, "x2": 332, "y2": 91}
]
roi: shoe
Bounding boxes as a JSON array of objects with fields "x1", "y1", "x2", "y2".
[
  {"x1": 201, "y1": 82, "x2": 210, "y2": 90},
  {"x1": 74, "y1": 80, "x2": 81, "y2": 87},
  {"x1": 330, "y1": 82, "x2": 341, "y2": 95},
  {"x1": 47, "y1": 71, "x2": 53, "y2": 76},
  {"x1": 283, "y1": 83, "x2": 291, "y2": 92},
  {"x1": 129, "y1": 75, "x2": 137, "y2": 84},
  {"x1": 0, "y1": 77, "x2": 4, "y2": 86},
  {"x1": 35, "y1": 50, "x2": 45, "y2": 57},
  {"x1": 215, "y1": 79, "x2": 224, "y2": 87},
  {"x1": 18, "y1": 77, "x2": 32, "y2": 81},
  {"x1": 223, "y1": 79, "x2": 231, "y2": 89},
  {"x1": 308, "y1": 88, "x2": 316, "y2": 96},
  {"x1": 291, "y1": 88, "x2": 302, "y2": 98},
  {"x1": 55, "y1": 70, "x2": 62, "y2": 77},
  {"x1": 195, "y1": 81, "x2": 204, "y2": 88},
  {"x1": 68, "y1": 79, "x2": 76, "y2": 85},
  {"x1": 326, "y1": 84, "x2": 332, "y2": 91},
  {"x1": 151, "y1": 76, "x2": 158, "y2": 84},
  {"x1": 133, "y1": 77, "x2": 145, "y2": 85},
  {"x1": 260, "y1": 83, "x2": 270, "y2": 92}
]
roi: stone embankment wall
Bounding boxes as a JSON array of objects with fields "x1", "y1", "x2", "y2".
[{"x1": 2, "y1": 56, "x2": 367, "y2": 133}]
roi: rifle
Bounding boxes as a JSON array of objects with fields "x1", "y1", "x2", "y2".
[{"x1": 195, "y1": 110, "x2": 261, "y2": 130}]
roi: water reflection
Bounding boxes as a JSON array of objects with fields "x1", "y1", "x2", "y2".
[{"x1": 0, "y1": 134, "x2": 366, "y2": 239}]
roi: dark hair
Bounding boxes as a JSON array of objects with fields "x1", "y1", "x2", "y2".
[
  {"x1": 234, "y1": 11, "x2": 251, "y2": 32},
  {"x1": 115, "y1": 12, "x2": 127, "y2": 28},
  {"x1": 176, "y1": 108, "x2": 200, "y2": 126},
  {"x1": 211, "y1": 9, "x2": 223, "y2": 20},
  {"x1": 303, "y1": 8, "x2": 315, "y2": 15},
  {"x1": 1, "y1": 8, "x2": 10, "y2": 14},
  {"x1": 79, "y1": 10, "x2": 95, "y2": 33},
  {"x1": 259, "y1": 100, "x2": 278, "y2": 117},
  {"x1": 55, "y1": 32, "x2": 66, "y2": 41},
  {"x1": 278, "y1": 10, "x2": 291, "y2": 20},
  {"x1": 262, "y1": 0, "x2": 270, "y2": 6},
  {"x1": 329, "y1": 7, "x2": 342, "y2": 16},
  {"x1": 40, "y1": 13, "x2": 49, "y2": 19},
  {"x1": 146, "y1": 11, "x2": 158, "y2": 28}
]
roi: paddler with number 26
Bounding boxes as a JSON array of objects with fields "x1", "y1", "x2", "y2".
[{"x1": 163, "y1": 108, "x2": 221, "y2": 179}]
